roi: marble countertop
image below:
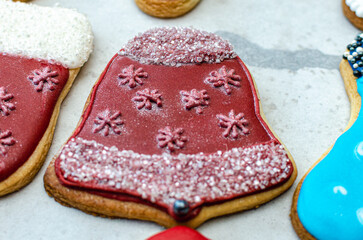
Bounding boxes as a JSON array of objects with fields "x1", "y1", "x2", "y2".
[{"x1": 0, "y1": 0, "x2": 358, "y2": 239}]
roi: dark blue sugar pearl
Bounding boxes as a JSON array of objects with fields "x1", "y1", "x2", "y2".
[
  {"x1": 356, "y1": 36, "x2": 362, "y2": 41},
  {"x1": 359, "y1": 61, "x2": 363, "y2": 67},
  {"x1": 348, "y1": 44, "x2": 352, "y2": 49},
  {"x1": 358, "y1": 52, "x2": 363, "y2": 57},
  {"x1": 351, "y1": 58, "x2": 356, "y2": 64},
  {"x1": 350, "y1": 47, "x2": 356, "y2": 51},
  {"x1": 352, "y1": 43, "x2": 358, "y2": 48},
  {"x1": 173, "y1": 199, "x2": 190, "y2": 216}
]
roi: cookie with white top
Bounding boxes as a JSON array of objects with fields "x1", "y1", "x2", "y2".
[
  {"x1": 44, "y1": 27, "x2": 296, "y2": 228},
  {"x1": 343, "y1": 0, "x2": 363, "y2": 30},
  {"x1": 0, "y1": 0, "x2": 93, "y2": 196}
]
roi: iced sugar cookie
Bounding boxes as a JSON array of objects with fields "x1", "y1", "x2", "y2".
[
  {"x1": 343, "y1": 0, "x2": 363, "y2": 30},
  {"x1": 44, "y1": 27, "x2": 296, "y2": 228},
  {"x1": 0, "y1": 0, "x2": 93, "y2": 196},
  {"x1": 291, "y1": 33, "x2": 363, "y2": 239},
  {"x1": 135, "y1": 0, "x2": 200, "y2": 18}
]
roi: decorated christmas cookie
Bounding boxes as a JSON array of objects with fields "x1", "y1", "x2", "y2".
[
  {"x1": 147, "y1": 226, "x2": 210, "y2": 240},
  {"x1": 0, "y1": 1, "x2": 93, "y2": 196},
  {"x1": 135, "y1": 0, "x2": 200, "y2": 18},
  {"x1": 291, "y1": 33, "x2": 363, "y2": 239},
  {"x1": 343, "y1": 0, "x2": 363, "y2": 30},
  {"x1": 44, "y1": 27, "x2": 297, "y2": 228}
]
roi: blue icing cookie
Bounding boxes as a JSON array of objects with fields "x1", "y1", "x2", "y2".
[{"x1": 294, "y1": 33, "x2": 363, "y2": 240}]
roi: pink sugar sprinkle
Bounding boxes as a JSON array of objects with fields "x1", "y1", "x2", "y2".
[
  {"x1": 119, "y1": 27, "x2": 237, "y2": 66},
  {"x1": 59, "y1": 137, "x2": 292, "y2": 208}
]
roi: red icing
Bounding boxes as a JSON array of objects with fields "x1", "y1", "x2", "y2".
[
  {"x1": 28, "y1": 66, "x2": 60, "y2": 92},
  {"x1": 180, "y1": 89, "x2": 209, "y2": 114},
  {"x1": 54, "y1": 54, "x2": 293, "y2": 221},
  {"x1": 0, "y1": 53, "x2": 69, "y2": 181},
  {"x1": 205, "y1": 65, "x2": 241, "y2": 95},
  {"x1": 0, "y1": 87, "x2": 16, "y2": 116},
  {"x1": 156, "y1": 127, "x2": 187, "y2": 152},
  {"x1": 74, "y1": 56, "x2": 272, "y2": 154},
  {"x1": 217, "y1": 110, "x2": 249, "y2": 139},
  {"x1": 132, "y1": 88, "x2": 163, "y2": 110},
  {"x1": 118, "y1": 65, "x2": 148, "y2": 88},
  {"x1": 147, "y1": 226, "x2": 210, "y2": 240},
  {"x1": 93, "y1": 109, "x2": 124, "y2": 136},
  {"x1": 0, "y1": 130, "x2": 15, "y2": 155}
]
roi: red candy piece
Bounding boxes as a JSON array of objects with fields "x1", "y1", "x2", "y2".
[{"x1": 147, "y1": 226, "x2": 210, "y2": 240}]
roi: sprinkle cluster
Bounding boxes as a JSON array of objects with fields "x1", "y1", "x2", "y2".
[
  {"x1": 343, "y1": 33, "x2": 363, "y2": 77},
  {"x1": 59, "y1": 137, "x2": 292, "y2": 208},
  {"x1": 119, "y1": 27, "x2": 236, "y2": 66}
]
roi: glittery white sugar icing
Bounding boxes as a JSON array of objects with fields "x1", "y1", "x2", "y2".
[
  {"x1": 0, "y1": 0, "x2": 93, "y2": 68},
  {"x1": 59, "y1": 137, "x2": 292, "y2": 208},
  {"x1": 119, "y1": 27, "x2": 236, "y2": 66},
  {"x1": 346, "y1": 0, "x2": 363, "y2": 17}
]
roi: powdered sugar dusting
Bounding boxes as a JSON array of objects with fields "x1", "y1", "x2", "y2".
[
  {"x1": 0, "y1": 0, "x2": 93, "y2": 68},
  {"x1": 119, "y1": 27, "x2": 236, "y2": 66},
  {"x1": 59, "y1": 137, "x2": 292, "y2": 210}
]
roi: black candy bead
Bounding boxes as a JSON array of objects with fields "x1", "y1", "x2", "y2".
[
  {"x1": 173, "y1": 199, "x2": 190, "y2": 216},
  {"x1": 343, "y1": 54, "x2": 347, "y2": 60},
  {"x1": 358, "y1": 52, "x2": 363, "y2": 57},
  {"x1": 347, "y1": 44, "x2": 352, "y2": 49},
  {"x1": 353, "y1": 70, "x2": 361, "y2": 77},
  {"x1": 350, "y1": 47, "x2": 356, "y2": 51},
  {"x1": 359, "y1": 61, "x2": 363, "y2": 67},
  {"x1": 356, "y1": 36, "x2": 362, "y2": 41},
  {"x1": 352, "y1": 43, "x2": 358, "y2": 48},
  {"x1": 351, "y1": 58, "x2": 356, "y2": 64}
]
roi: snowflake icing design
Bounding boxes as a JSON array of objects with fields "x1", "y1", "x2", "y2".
[
  {"x1": 118, "y1": 65, "x2": 148, "y2": 88},
  {"x1": 205, "y1": 65, "x2": 241, "y2": 94},
  {"x1": 217, "y1": 110, "x2": 249, "y2": 139},
  {"x1": 0, "y1": 87, "x2": 15, "y2": 116},
  {"x1": 156, "y1": 127, "x2": 187, "y2": 152},
  {"x1": 0, "y1": 130, "x2": 15, "y2": 155},
  {"x1": 28, "y1": 66, "x2": 59, "y2": 92},
  {"x1": 180, "y1": 89, "x2": 210, "y2": 114},
  {"x1": 93, "y1": 109, "x2": 124, "y2": 136},
  {"x1": 132, "y1": 88, "x2": 162, "y2": 110}
]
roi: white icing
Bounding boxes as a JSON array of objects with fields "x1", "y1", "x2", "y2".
[
  {"x1": 346, "y1": 0, "x2": 363, "y2": 18},
  {"x1": 0, "y1": 0, "x2": 93, "y2": 68}
]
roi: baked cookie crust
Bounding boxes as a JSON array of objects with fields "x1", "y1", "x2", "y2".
[{"x1": 135, "y1": 0, "x2": 200, "y2": 18}]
